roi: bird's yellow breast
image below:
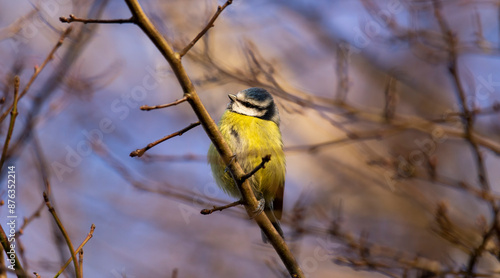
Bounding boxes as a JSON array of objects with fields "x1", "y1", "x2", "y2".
[{"x1": 208, "y1": 111, "x2": 285, "y2": 201}]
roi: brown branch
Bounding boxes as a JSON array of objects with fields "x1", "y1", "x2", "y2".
[
  {"x1": 200, "y1": 200, "x2": 243, "y2": 215},
  {"x1": 43, "y1": 192, "x2": 80, "y2": 278},
  {"x1": 178, "y1": 0, "x2": 233, "y2": 57},
  {"x1": 335, "y1": 42, "x2": 350, "y2": 102},
  {"x1": 0, "y1": 224, "x2": 26, "y2": 277},
  {"x1": 240, "y1": 155, "x2": 271, "y2": 183},
  {"x1": 0, "y1": 76, "x2": 20, "y2": 172},
  {"x1": 433, "y1": 2, "x2": 497, "y2": 276},
  {"x1": 130, "y1": 121, "x2": 201, "y2": 157},
  {"x1": 433, "y1": 0, "x2": 490, "y2": 192},
  {"x1": 0, "y1": 27, "x2": 72, "y2": 123},
  {"x1": 59, "y1": 14, "x2": 134, "y2": 24},
  {"x1": 54, "y1": 224, "x2": 95, "y2": 278},
  {"x1": 140, "y1": 96, "x2": 188, "y2": 111},
  {"x1": 78, "y1": 250, "x2": 83, "y2": 278},
  {"x1": 121, "y1": 1, "x2": 305, "y2": 276},
  {"x1": 17, "y1": 133, "x2": 52, "y2": 236},
  {"x1": 383, "y1": 76, "x2": 397, "y2": 122}
]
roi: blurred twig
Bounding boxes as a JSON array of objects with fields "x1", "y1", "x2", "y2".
[
  {"x1": 0, "y1": 28, "x2": 72, "y2": 123},
  {"x1": 0, "y1": 76, "x2": 20, "y2": 172},
  {"x1": 43, "y1": 192, "x2": 80, "y2": 278},
  {"x1": 0, "y1": 224, "x2": 26, "y2": 277},
  {"x1": 433, "y1": 1, "x2": 498, "y2": 276},
  {"x1": 383, "y1": 77, "x2": 398, "y2": 122}
]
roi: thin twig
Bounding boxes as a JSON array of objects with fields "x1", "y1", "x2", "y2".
[
  {"x1": 433, "y1": 1, "x2": 496, "y2": 276},
  {"x1": 240, "y1": 155, "x2": 271, "y2": 183},
  {"x1": 78, "y1": 250, "x2": 83, "y2": 278},
  {"x1": 335, "y1": 42, "x2": 350, "y2": 102},
  {"x1": 43, "y1": 192, "x2": 80, "y2": 278},
  {"x1": 54, "y1": 224, "x2": 95, "y2": 278},
  {"x1": 0, "y1": 27, "x2": 72, "y2": 123},
  {"x1": 130, "y1": 121, "x2": 201, "y2": 157},
  {"x1": 178, "y1": 0, "x2": 233, "y2": 57},
  {"x1": 383, "y1": 76, "x2": 398, "y2": 122},
  {"x1": 17, "y1": 133, "x2": 52, "y2": 236},
  {"x1": 433, "y1": 0, "x2": 490, "y2": 192},
  {"x1": 140, "y1": 96, "x2": 188, "y2": 111},
  {"x1": 0, "y1": 224, "x2": 26, "y2": 277},
  {"x1": 200, "y1": 200, "x2": 243, "y2": 215},
  {"x1": 59, "y1": 14, "x2": 134, "y2": 24},
  {"x1": 0, "y1": 76, "x2": 20, "y2": 172}
]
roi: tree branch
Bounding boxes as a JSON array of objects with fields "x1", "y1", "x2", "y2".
[
  {"x1": 140, "y1": 96, "x2": 188, "y2": 111},
  {"x1": 60, "y1": 14, "x2": 134, "y2": 24},
  {"x1": 54, "y1": 224, "x2": 95, "y2": 278},
  {"x1": 178, "y1": 0, "x2": 233, "y2": 57},
  {"x1": 0, "y1": 27, "x2": 72, "y2": 123},
  {"x1": 0, "y1": 224, "x2": 26, "y2": 277},
  {"x1": 43, "y1": 192, "x2": 80, "y2": 278},
  {"x1": 200, "y1": 200, "x2": 243, "y2": 215},
  {"x1": 201, "y1": 155, "x2": 271, "y2": 214},
  {"x1": 130, "y1": 121, "x2": 201, "y2": 157},
  {"x1": 240, "y1": 155, "x2": 271, "y2": 183},
  {"x1": 0, "y1": 76, "x2": 20, "y2": 172}
]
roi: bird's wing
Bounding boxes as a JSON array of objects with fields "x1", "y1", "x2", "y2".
[{"x1": 273, "y1": 182, "x2": 284, "y2": 220}]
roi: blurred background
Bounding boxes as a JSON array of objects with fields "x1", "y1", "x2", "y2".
[{"x1": 1, "y1": 0, "x2": 500, "y2": 277}]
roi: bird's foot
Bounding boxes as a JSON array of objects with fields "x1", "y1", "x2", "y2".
[{"x1": 250, "y1": 198, "x2": 265, "y2": 219}]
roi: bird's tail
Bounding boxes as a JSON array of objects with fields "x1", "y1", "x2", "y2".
[{"x1": 261, "y1": 203, "x2": 284, "y2": 243}]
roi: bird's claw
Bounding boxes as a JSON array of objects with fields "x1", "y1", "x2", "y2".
[{"x1": 250, "y1": 198, "x2": 265, "y2": 219}]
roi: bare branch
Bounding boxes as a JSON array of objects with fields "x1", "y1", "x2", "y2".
[
  {"x1": 178, "y1": 0, "x2": 233, "y2": 57},
  {"x1": 240, "y1": 155, "x2": 271, "y2": 183},
  {"x1": 0, "y1": 27, "x2": 72, "y2": 123},
  {"x1": 0, "y1": 224, "x2": 26, "y2": 277},
  {"x1": 432, "y1": 1, "x2": 497, "y2": 276},
  {"x1": 201, "y1": 200, "x2": 243, "y2": 215},
  {"x1": 78, "y1": 250, "x2": 83, "y2": 278},
  {"x1": 383, "y1": 76, "x2": 398, "y2": 122},
  {"x1": 43, "y1": 192, "x2": 80, "y2": 277},
  {"x1": 60, "y1": 14, "x2": 134, "y2": 24},
  {"x1": 54, "y1": 224, "x2": 95, "y2": 278},
  {"x1": 0, "y1": 76, "x2": 20, "y2": 172},
  {"x1": 140, "y1": 96, "x2": 188, "y2": 111},
  {"x1": 130, "y1": 121, "x2": 201, "y2": 157}
]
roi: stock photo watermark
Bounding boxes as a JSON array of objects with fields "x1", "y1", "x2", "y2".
[{"x1": 5, "y1": 165, "x2": 17, "y2": 270}]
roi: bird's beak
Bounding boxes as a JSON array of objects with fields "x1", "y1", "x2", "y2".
[{"x1": 228, "y1": 94, "x2": 237, "y2": 102}]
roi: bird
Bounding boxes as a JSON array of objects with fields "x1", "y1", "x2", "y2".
[{"x1": 207, "y1": 87, "x2": 285, "y2": 243}]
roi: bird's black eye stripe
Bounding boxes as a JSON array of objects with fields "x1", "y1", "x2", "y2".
[{"x1": 238, "y1": 100, "x2": 268, "y2": 111}]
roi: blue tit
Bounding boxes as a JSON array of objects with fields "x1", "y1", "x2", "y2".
[{"x1": 208, "y1": 87, "x2": 285, "y2": 242}]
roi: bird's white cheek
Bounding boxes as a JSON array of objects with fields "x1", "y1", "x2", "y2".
[{"x1": 233, "y1": 103, "x2": 265, "y2": 117}]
